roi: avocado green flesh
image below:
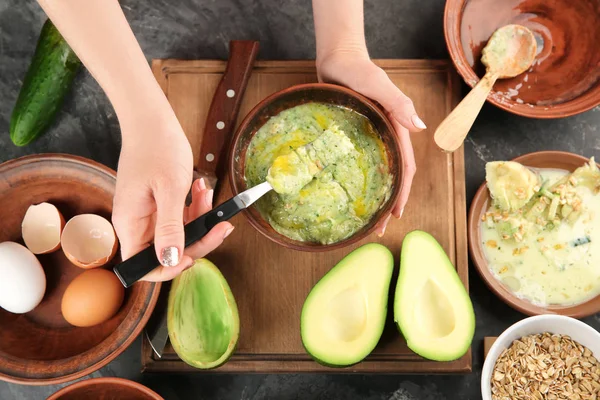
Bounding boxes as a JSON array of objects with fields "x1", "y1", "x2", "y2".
[
  {"x1": 485, "y1": 161, "x2": 540, "y2": 212},
  {"x1": 301, "y1": 243, "x2": 394, "y2": 367},
  {"x1": 394, "y1": 231, "x2": 475, "y2": 362},
  {"x1": 167, "y1": 259, "x2": 239, "y2": 369},
  {"x1": 245, "y1": 103, "x2": 393, "y2": 245}
]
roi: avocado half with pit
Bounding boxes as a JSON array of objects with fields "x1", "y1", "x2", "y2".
[
  {"x1": 301, "y1": 243, "x2": 394, "y2": 367},
  {"x1": 167, "y1": 259, "x2": 239, "y2": 369},
  {"x1": 394, "y1": 231, "x2": 475, "y2": 361}
]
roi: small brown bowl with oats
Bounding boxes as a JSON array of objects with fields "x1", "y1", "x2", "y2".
[
  {"x1": 481, "y1": 315, "x2": 600, "y2": 400},
  {"x1": 469, "y1": 151, "x2": 600, "y2": 318}
]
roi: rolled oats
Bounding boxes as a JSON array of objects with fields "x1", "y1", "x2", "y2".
[{"x1": 491, "y1": 333, "x2": 600, "y2": 400}]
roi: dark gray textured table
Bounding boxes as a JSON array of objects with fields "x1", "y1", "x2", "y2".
[{"x1": 1, "y1": 1, "x2": 599, "y2": 399}]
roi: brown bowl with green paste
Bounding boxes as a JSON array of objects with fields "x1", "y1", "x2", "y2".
[{"x1": 229, "y1": 83, "x2": 403, "y2": 252}]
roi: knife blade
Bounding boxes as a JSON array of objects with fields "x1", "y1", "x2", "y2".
[
  {"x1": 143, "y1": 40, "x2": 259, "y2": 358},
  {"x1": 144, "y1": 280, "x2": 170, "y2": 358}
]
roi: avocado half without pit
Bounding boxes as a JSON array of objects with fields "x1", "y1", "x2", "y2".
[
  {"x1": 167, "y1": 259, "x2": 239, "y2": 369},
  {"x1": 300, "y1": 243, "x2": 394, "y2": 367},
  {"x1": 394, "y1": 231, "x2": 475, "y2": 362}
]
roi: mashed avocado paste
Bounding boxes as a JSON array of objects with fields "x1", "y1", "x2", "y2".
[{"x1": 245, "y1": 102, "x2": 392, "y2": 244}]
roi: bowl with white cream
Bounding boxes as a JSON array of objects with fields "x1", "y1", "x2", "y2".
[{"x1": 469, "y1": 151, "x2": 600, "y2": 317}]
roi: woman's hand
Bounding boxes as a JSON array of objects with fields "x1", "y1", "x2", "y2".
[
  {"x1": 311, "y1": 0, "x2": 425, "y2": 236},
  {"x1": 112, "y1": 115, "x2": 234, "y2": 282},
  {"x1": 316, "y1": 49, "x2": 425, "y2": 236},
  {"x1": 37, "y1": 0, "x2": 233, "y2": 281}
]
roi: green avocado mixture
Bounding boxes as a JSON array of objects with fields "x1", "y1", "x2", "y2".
[{"x1": 245, "y1": 102, "x2": 392, "y2": 244}]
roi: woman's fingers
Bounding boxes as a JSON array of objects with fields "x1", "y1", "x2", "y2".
[
  {"x1": 141, "y1": 179, "x2": 232, "y2": 282},
  {"x1": 185, "y1": 178, "x2": 213, "y2": 222},
  {"x1": 112, "y1": 191, "x2": 156, "y2": 260},
  {"x1": 374, "y1": 120, "x2": 417, "y2": 237},
  {"x1": 140, "y1": 254, "x2": 194, "y2": 282},
  {"x1": 140, "y1": 221, "x2": 233, "y2": 282},
  {"x1": 364, "y1": 67, "x2": 418, "y2": 232},
  {"x1": 185, "y1": 221, "x2": 234, "y2": 260},
  {"x1": 190, "y1": 178, "x2": 213, "y2": 219},
  {"x1": 391, "y1": 119, "x2": 417, "y2": 219},
  {"x1": 375, "y1": 214, "x2": 392, "y2": 237},
  {"x1": 152, "y1": 177, "x2": 189, "y2": 268},
  {"x1": 358, "y1": 66, "x2": 426, "y2": 132}
]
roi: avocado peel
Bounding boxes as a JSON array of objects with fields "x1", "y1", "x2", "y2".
[{"x1": 167, "y1": 258, "x2": 239, "y2": 369}]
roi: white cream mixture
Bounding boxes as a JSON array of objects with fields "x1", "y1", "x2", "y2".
[{"x1": 481, "y1": 169, "x2": 600, "y2": 306}]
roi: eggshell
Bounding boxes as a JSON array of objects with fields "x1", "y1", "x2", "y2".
[
  {"x1": 61, "y1": 214, "x2": 118, "y2": 269},
  {"x1": 21, "y1": 202, "x2": 65, "y2": 254},
  {"x1": 61, "y1": 268, "x2": 124, "y2": 327},
  {"x1": 0, "y1": 241, "x2": 46, "y2": 314}
]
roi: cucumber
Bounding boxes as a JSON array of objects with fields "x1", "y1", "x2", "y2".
[{"x1": 10, "y1": 19, "x2": 81, "y2": 146}]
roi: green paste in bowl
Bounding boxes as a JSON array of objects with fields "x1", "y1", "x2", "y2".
[{"x1": 244, "y1": 102, "x2": 393, "y2": 245}]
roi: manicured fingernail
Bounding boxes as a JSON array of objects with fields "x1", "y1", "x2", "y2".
[
  {"x1": 411, "y1": 115, "x2": 427, "y2": 130},
  {"x1": 198, "y1": 178, "x2": 206, "y2": 191},
  {"x1": 223, "y1": 226, "x2": 234, "y2": 239},
  {"x1": 205, "y1": 189, "x2": 214, "y2": 207},
  {"x1": 378, "y1": 214, "x2": 392, "y2": 237},
  {"x1": 400, "y1": 208, "x2": 405, "y2": 218},
  {"x1": 160, "y1": 247, "x2": 179, "y2": 267}
]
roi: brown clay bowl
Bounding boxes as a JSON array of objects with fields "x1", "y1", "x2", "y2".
[
  {"x1": 47, "y1": 377, "x2": 163, "y2": 400},
  {"x1": 0, "y1": 154, "x2": 160, "y2": 385},
  {"x1": 445, "y1": 0, "x2": 600, "y2": 118},
  {"x1": 469, "y1": 151, "x2": 600, "y2": 317},
  {"x1": 229, "y1": 83, "x2": 403, "y2": 252}
]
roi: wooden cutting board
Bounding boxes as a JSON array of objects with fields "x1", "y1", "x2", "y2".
[{"x1": 141, "y1": 59, "x2": 469, "y2": 373}]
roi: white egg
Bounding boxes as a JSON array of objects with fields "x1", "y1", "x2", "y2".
[{"x1": 0, "y1": 241, "x2": 46, "y2": 314}]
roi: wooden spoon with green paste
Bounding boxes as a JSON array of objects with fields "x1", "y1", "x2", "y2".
[{"x1": 434, "y1": 24, "x2": 537, "y2": 152}]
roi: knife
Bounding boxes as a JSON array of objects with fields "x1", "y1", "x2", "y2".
[
  {"x1": 114, "y1": 181, "x2": 272, "y2": 288},
  {"x1": 122, "y1": 182, "x2": 271, "y2": 356},
  {"x1": 118, "y1": 40, "x2": 258, "y2": 358},
  {"x1": 195, "y1": 40, "x2": 259, "y2": 196}
]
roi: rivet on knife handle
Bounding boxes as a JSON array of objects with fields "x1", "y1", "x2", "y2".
[{"x1": 196, "y1": 40, "x2": 259, "y2": 189}]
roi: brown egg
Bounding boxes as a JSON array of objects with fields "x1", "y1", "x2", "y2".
[
  {"x1": 21, "y1": 202, "x2": 65, "y2": 254},
  {"x1": 61, "y1": 269, "x2": 124, "y2": 327},
  {"x1": 61, "y1": 214, "x2": 118, "y2": 269}
]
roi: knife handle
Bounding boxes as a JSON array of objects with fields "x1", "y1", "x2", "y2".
[
  {"x1": 113, "y1": 197, "x2": 244, "y2": 288},
  {"x1": 196, "y1": 40, "x2": 259, "y2": 179}
]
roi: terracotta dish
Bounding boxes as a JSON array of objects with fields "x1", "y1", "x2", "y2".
[
  {"x1": 0, "y1": 154, "x2": 160, "y2": 385},
  {"x1": 445, "y1": 0, "x2": 600, "y2": 118},
  {"x1": 469, "y1": 151, "x2": 600, "y2": 317},
  {"x1": 47, "y1": 377, "x2": 163, "y2": 400},
  {"x1": 229, "y1": 83, "x2": 403, "y2": 252}
]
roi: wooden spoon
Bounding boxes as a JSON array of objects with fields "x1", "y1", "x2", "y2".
[{"x1": 434, "y1": 25, "x2": 537, "y2": 152}]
